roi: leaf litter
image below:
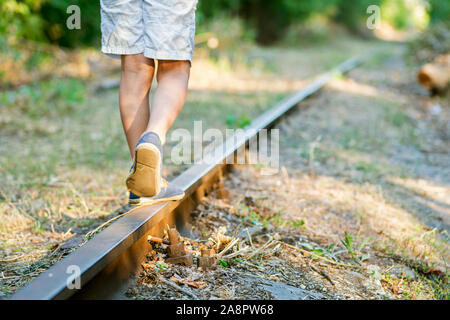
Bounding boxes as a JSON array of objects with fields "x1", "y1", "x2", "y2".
[{"x1": 127, "y1": 186, "x2": 389, "y2": 300}]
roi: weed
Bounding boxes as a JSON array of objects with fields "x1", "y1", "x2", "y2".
[
  {"x1": 225, "y1": 113, "x2": 252, "y2": 128},
  {"x1": 340, "y1": 232, "x2": 371, "y2": 264},
  {"x1": 218, "y1": 259, "x2": 229, "y2": 268},
  {"x1": 291, "y1": 219, "x2": 305, "y2": 228}
]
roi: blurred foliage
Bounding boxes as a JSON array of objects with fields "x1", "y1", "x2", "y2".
[
  {"x1": 409, "y1": 22, "x2": 450, "y2": 62},
  {"x1": 428, "y1": 0, "x2": 450, "y2": 26},
  {"x1": 225, "y1": 113, "x2": 251, "y2": 129},
  {"x1": 0, "y1": 0, "x2": 47, "y2": 41},
  {"x1": 382, "y1": 0, "x2": 431, "y2": 30},
  {"x1": 0, "y1": 0, "x2": 448, "y2": 47},
  {"x1": 40, "y1": 0, "x2": 100, "y2": 47},
  {"x1": 382, "y1": 0, "x2": 410, "y2": 29},
  {"x1": 0, "y1": 78, "x2": 85, "y2": 117},
  {"x1": 0, "y1": 0, "x2": 100, "y2": 46},
  {"x1": 334, "y1": 0, "x2": 382, "y2": 33}
]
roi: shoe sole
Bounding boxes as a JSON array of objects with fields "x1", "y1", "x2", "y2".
[
  {"x1": 126, "y1": 143, "x2": 161, "y2": 197},
  {"x1": 128, "y1": 192, "x2": 185, "y2": 206}
]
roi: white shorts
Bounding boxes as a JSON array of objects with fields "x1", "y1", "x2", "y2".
[{"x1": 100, "y1": 0, "x2": 197, "y2": 62}]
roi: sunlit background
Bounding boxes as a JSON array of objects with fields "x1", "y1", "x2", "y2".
[{"x1": 0, "y1": 0, "x2": 448, "y2": 86}]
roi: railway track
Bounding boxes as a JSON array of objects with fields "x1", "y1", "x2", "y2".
[{"x1": 11, "y1": 57, "x2": 362, "y2": 300}]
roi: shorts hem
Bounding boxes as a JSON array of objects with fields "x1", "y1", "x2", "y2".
[
  {"x1": 144, "y1": 48, "x2": 192, "y2": 63},
  {"x1": 101, "y1": 46, "x2": 145, "y2": 59},
  {"x1": 101, "y1": 47, "x2": 193, "y2": 64}
]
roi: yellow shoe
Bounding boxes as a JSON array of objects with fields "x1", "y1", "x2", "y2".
[
  {"x1": 126, "y1": 132, "x2": 163, "y2": 197},
  {"x1": 128, "y1": 179, "x2": 185, "y2": 206}
]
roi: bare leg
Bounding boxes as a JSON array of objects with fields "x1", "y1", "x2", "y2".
[
  {"x1": 125, "y1": 59, "x2": 189, "y2": 201},
  {"x1": 119, "y1": 54, "x2": 155, "y2": 158},
  {"x1": 144, "y1": 60, "x2": 190, "y2": 145}
]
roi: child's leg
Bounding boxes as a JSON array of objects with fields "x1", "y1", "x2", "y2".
[
  {"x1": 144, "y1": 60, "x2": 191, "y2": 145},
  {"x1": 119, "y1": 54, "x2": 156, "y2": 158},
  {"x1": 125, "y1": 59, "x2": 189, "y2": 199}
]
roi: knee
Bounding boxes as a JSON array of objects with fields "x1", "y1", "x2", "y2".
[
  {"x1": 156, "y1": 60, "x2": 190, "y2": 82},
  {"x1": 121, "y1": 54, "x2": 155, "y2": 76}
]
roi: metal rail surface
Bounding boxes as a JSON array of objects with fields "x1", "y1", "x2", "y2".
[{"x1": 11, "y1": 57, "x2": 361, "y2": 300}]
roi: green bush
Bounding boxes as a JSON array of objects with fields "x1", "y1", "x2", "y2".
[
  {"x1": 0, "y1": 0, "x2": 46, "y2": 41},
  {"x1": 428, "y1": 0, "x2": 450, "y2": 25},
  {"x1": 40, "y1": 0, "x2": 100, "y2": 47},
  {"x1": 381, "y1": 0, "x2": 409, "y2": 29},
  {"x1": 0, "y1": 0, "x2": 449, "y2": 48}
]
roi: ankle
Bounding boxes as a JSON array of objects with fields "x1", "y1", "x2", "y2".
[{"x1": 142, "y1": 129, "x2": 166, "y2": 145}]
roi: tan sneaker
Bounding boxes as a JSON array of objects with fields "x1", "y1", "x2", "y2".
[
  {"x1": 128, "y1": 179, "x2": 185, "y2": 206},
  {"x1": 126, "y1": 132, "x2": 163, "y2": 197}
]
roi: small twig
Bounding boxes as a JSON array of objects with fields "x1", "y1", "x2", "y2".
[
  {"x1": 158, "y1": 275, "x2": 199, "y2": 300},
  {"x1": 63, "y1": 227, "x2": 72, "y2": 238},
  {"x1": 276, "y1": 241, "x2": 360, "y2": 269},
  {"x1": 309, "y1": 262, "x2": 335, "y2": 286},
  {"x1": 235, "y1": 259, "x2": 265, "y2": 270},
  {"x1": 148, "y1": 236, "x2": 170, "y2": 245},
  {"x1": 270, "y1": 243, "x2": 281, "y2": 254},
  {"x1": 0, "y1": 254, "x2": 31, "y2": 263},
  {"x1": 246, "y1": 228, "x2": 254, "y2": 248},
  {"x1": 1, "y1": 275, "x2": 22, "y2": 280},
  {"x1": 222, "y1": 246, "x2": 252, "y2": 259},
  {"x1": 70, "y1": 185, "x2": 89, "y2": 213},
  {"x1": 217, "y1": 238, "x2": 239, "y2": 259},
  {"x1": 247, "y1": 236, "x2": 274, "y2": 260},
  {"x1": 1, "y1": 271, "x2": 40, "y2": 280},
  {"x1": 84, "y1": 206, "x2": 140, "y2": 240}
]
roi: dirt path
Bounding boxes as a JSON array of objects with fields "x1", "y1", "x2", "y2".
[{"x1": 129, "y1": 45, "x2": 449, "y2": 300}]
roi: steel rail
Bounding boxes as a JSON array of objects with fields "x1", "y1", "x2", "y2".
[{"x1": 11, "y1": 56, "x2": 361, "y2": 300}]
